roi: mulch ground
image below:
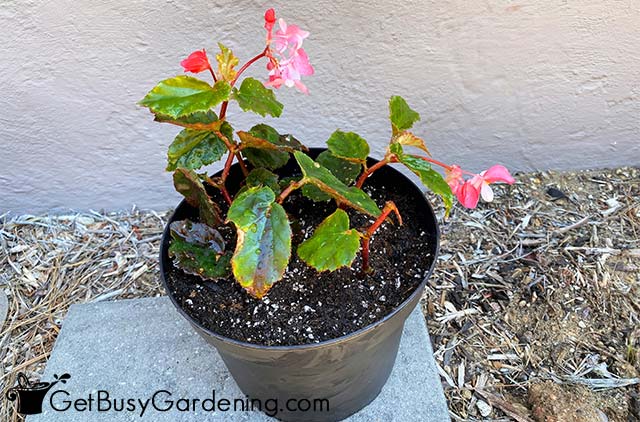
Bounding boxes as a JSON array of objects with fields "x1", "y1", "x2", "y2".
[{"x1": 1, "y1": 167, "x2": 638, "y2": 422}]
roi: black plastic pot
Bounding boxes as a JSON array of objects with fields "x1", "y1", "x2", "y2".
[{"x1": 160, "y1": 148, "x2": 440, "y2": 421}]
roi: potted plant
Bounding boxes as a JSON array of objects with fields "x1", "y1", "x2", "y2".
[{"x1": 139, "y1": 8, "x2": 514, "y2": 421}]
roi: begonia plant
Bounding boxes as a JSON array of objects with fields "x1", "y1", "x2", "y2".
[{"x1": 139, "y1": 9, "x2": 515, "y2": 298}]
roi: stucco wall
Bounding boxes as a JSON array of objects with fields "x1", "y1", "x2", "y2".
[{"x1": 1, "y1": 0, "x2": 639, "y2": 213}]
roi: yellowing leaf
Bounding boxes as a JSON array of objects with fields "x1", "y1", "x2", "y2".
[
  {"x1": 216, "y1": 43, "x2": 238, "y2": 82},
  {"x1": 227, "y1": 187, "x2": 291, "y2": 298},
  {"x1": 393, "y1": 131, "x2": 431, "y2": 156}
]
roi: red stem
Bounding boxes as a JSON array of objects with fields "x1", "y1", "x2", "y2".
[
  {"x1": 361, "y1": 237, "x2": 371, "y2": 274},
  {"x1": 408, "y1": 154, "x2": 453, "y2": 171},
  {"x1": 277, "y1": 180, "x2": 306, "y2": 204},
  {"x1": 214, "y1": 149, "x2": 236, "y2": 205},
  {"x1": 361, "y1": 201, "x2": 402, "y2": 274},
  {"x1": 220, "y1": 185, "x2": 232, "y2": 205},
  {"x1": 356, "y1": 152, "x2": 462, "y2": 190},
  {"x1": 232, "y1": 48, "x2": 268, "y2": 87},
  {"x1": 202, "y1": 175, "x2": 232, "y2": 205},
  {"x1": 221, "y1": 149, "x2": 235, "y2": 181},
  {"x1": 234, "y1": 152, "x2": 249, "y2": 176},
  {"x1": 208, "y1": 67, "x2": 218, "y2": 83},
  {"x1": 215, "y1": 129, "x2": 249, "y2": 178},
  {"x1": 355, "y1": 156, "x2": 395, "y2": 188}
]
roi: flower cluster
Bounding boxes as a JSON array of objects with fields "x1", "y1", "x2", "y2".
[
  {"x1": 446, "y1": 164, "x2": 515, "y2": 208},
  {"x1": 264, "y1": 9, "x2": 315, "y2": 94}
]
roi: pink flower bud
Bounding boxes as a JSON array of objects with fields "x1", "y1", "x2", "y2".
[{"x1": 264, "y1": 8, "x2": 276, "y2": 31}]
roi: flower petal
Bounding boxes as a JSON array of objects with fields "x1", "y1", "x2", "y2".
[
  {"x1": 294, "y1": 80, "x2": 309, "y2": 94},
  {"x1": 482, "y1": 165, "x2": 515, "y2": 184},
  {"x1": 180, "y1": 49, "x2": 211, "y2": 74},
  {"x1": 480, "y1": 182, "x2": 494, "y2": 202},
  {"x1": 456, "y1": 181, "x2": 480, "y2": 208}
]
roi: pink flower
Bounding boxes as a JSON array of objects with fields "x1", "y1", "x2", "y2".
[
  {"x1": 264, "y1": 15, "x2": 314, "y2": 94},
  {"x1": 450, "y1": 164, "x2": 515, "y2": 209},
  {"x1": 445, "y1": 165, "x2": 463, "y2": 194},
  {"x1": 456, "y1": 179, "x2": 483, "y2": 208},
  {"x1": 274, "y1": 18, "x2": 309, "y2": 53},
  {"x1": 476, "y1": 165, "x2": 515, "y2": 202},
  {"x1": 180, "y1": 49, "x2": 211, "y2": 74},
  {"x1": 267, "y1": 48, "x2": 314, "y2": 94}
]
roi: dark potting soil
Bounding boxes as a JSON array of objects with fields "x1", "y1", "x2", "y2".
[{"x1": 165, "y1": 179, "x2": 435, "y2": 346}]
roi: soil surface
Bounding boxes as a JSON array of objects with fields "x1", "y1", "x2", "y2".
[{"x1": 165, "y1": 179, "x2": 436, "y2": 346}]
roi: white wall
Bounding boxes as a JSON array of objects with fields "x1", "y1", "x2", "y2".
[{"x1": 1, "y1": 0, "x2": 639, "y2": 213}]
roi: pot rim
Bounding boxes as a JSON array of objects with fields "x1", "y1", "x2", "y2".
[{"x1": 160, "y1": 155, "x2": 441, "y2": 352}]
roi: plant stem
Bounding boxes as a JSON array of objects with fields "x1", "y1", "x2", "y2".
[
  {"x1": 408, "y1": 154, "x2": 453, "y2": 171},
  {"x1": 277, "y1": 179, "x2": 306, "y2": 204},
  {"x1": 232, "y1": 48, "x2": 268, "y2": 87},
  {"x1": 235, "y1": 152, "x2": 249, "y2": 176},
  {"x1": 208, "y1": 67, "x2": 218, "y2": 83},
  {"x1": 220, "y1": 185, "x2": 232, "y2": 205},
  {"x1": 355, "y1": 156, "x2": 395, "y2": 188},
  {"x1": 217, "y1": 149, "x2": 236, "y2": 205},
  {"x1": 215, "y1": 130, "x2": 249, "y2": 178},
  {"x1": 202, "y1": 175, "x2": 232, "y2": 206},
  {"x1": 361, "y1": 201, "x2": 402, "y2": 274}
]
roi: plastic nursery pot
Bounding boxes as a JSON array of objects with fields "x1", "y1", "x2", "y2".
[{"x1": 160, "y1": 148, "x2": 440, "y2": 422}]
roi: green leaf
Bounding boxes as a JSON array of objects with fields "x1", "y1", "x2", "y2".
[
  {"x1": 239, "y1": 124, "x2": 306, "y2": 170},
  {"x1": 294, "y1": 151, "x2": 381, "y2": 217},
  {"x1": 302, "y1": 151, "x2": 362, "y2": 202},
  {"x1": 393, "y1": 131, "x2": 431, "y2": 155},
  {"x1": 326, "y1": 130, "x2": 370, "y2": 163},
  {"x1": 389, "y1": 96, "x2": 420, "y2": 135},
  {"x1": 245, "y1": 168, "x2": 281, "y2": 194},
  {"x1": 166, "y1": 129, "x2": 228, "y2": 171},
  {"x1": 173, "y1": 168, "x2": 221, "y2": 226},
  {"x1": 227, "y1": 186, "x2": 291, "y2": 298},
  {"x1": 232, "y1": 77, "x2": 283, "y2": 117},
  {"x1": 168, "y1": 220, "x2": 231, "y2": 280},
  {"x1": 154, "y1": 110, "x2": 218, "y2": 125},
  {"x1": 318, "y1": 150, "x2": 362, "y2": 184},
  {"x1": 297, "y1": 209, "x2": 361, "y2": 272},
  {"x1": 300, "y1": 184, "x2": 330, "y2": 202},
  {"x1": 216, "y1": 43, "x2": 238, "y2": 82},
  {"x1": 139, "y1": 76, "x2": 231, "y2": 119},
  {"x1": 392, "y1": 144, "x2": 453, "y2": 214}
]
